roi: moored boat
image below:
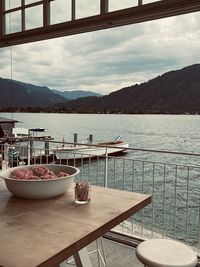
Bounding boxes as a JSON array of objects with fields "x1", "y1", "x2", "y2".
[
  {"x1": 54, "y1": 140, "x2": 129, "y2": 160},
  {"x1": 13, "y1": 127, "x2": 45, "y2": 137}
]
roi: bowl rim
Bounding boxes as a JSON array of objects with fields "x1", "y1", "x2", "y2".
[{"x1": 0, "y1": 164, "x2": 80, "y2": 182}]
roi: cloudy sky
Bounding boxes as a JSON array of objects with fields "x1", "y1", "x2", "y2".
[{"x1": 1, "y1": 1, "x2": 200, "y2": 95}]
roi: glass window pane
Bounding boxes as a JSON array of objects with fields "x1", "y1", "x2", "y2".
[
  {"x1": 5, "y1": 0, "x2": 21, "y2": 10},
  {"x1": 109, "y1": 0, "x2": 137, "y2": 12},
  {"x1": 76, "y1": 0, "x2": 100, "y2": 19},
  {"x1": 25, "y1": 5, "x2": 43, "y2": 30},
  {"x1": 5, "y1": 11, "x2": 21, "y2": 34},
  {"x1": 51, "y1": 0, "x2": 71, "y2": 25},
  {"x1": 143, "y1": 0, "x2": 161, "y2": 3},
  {"x1": 25, "y1": 0, "x2": 41, "y2": 4}
]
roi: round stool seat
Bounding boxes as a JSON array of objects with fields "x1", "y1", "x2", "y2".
[{"x1": 136, "y1": 239, "x2": 197, "y2": 267}]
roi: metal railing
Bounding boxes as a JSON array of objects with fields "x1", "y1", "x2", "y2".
[{"x1": 1, "y1": 139, "x2": 200, "y2": 254}]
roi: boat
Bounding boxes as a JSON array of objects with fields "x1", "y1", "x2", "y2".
[
  {"x1": 12, "y1": 127, "x2": 45, "y2": 137},
  {"x1": 54, "y1": 139, "x2": 129, "y2": 160}
]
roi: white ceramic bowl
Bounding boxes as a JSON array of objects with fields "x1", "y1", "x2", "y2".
[{"x1": 0, "y1": 164, "x2": 80, "y2": 199}]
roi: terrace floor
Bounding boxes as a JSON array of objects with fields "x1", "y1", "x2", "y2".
[
  {"x1": 65, "y1": 236, "x2": 200, "y2": 267},
  {"x1": 65, "y1": 237, "x2": 142, "y2": 267}
]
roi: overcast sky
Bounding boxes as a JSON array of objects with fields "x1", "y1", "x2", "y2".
[{"x1": 0, "y1": 5, "x2": 200, "y2": 95}]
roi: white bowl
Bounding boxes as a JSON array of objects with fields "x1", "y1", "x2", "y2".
[{"x1": 0, "y1": 164, "x2": 80, "y2": 199}]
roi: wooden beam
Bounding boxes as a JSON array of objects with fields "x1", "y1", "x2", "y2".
[
  {"x1": 100, "y1": 0, "x2": 108, "y2": 14},
  {"x1": 0, "y1": 0, "x2": 200, "y2": 47},
  {"x1": 21, "y1": 0, "x2": 25, "y2": 31},
  {"x1": 138, "y1": 0, "x2": 143, "y2": 6},
  {"x1": 4, "y1": 0, "x2": 44, "y2": 14},
  {"x1": 71, "y1": 0, "x2": 76, "y2": 21},
  {"x1": 0, "y1": 0, "x2": 5, "y2": 36},
  {"x1": 43, "y1": 0, "x2": 50, "y2": 27}
]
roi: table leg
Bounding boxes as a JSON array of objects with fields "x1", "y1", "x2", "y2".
[
  {"x1": 73, "y1": 247, "x2": 93, "y2": 267},
  {"x1": 59, "y1": 247, "x2": 93, "y2": 267}
]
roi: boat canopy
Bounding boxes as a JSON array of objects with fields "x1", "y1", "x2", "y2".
[{"x1": 29, "y1": 128, "x2": 45, "y2": 132}]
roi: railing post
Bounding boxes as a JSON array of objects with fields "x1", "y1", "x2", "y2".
[
  {"x1": 27, "y1": 144, "x2": 30, "y2": 165},
  {"x1": 2, "y1": 142, "x2": 9, "y2": 169},
  {"x1": 45, "y1": 140, "x2": 49, "y2": 163},
  {"x1": 88, "y1": 134, "x2": 93, "y2": 144},
  {"x1": 74, "y1": 133, "x2": 78, "y2": 146},
  {"x1": 104, "y1": 147, "x2": 108, "y2": 188},
  {"x1": 28, "y1": 140, "x2": 33, "y2": 165},
  {"x1": 198, "y1": 199, "x2": 200, "y2": 256}
]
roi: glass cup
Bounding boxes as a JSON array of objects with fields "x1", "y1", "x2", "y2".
[{"x1": 75, "y1": 181, "x2": 91, "y2": 204}]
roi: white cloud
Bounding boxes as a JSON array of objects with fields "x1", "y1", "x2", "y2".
[{"x1": 0, "y1": 10, "x2": 200, "y2": 95}]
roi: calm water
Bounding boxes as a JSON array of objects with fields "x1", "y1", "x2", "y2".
[
  {"x1": 2, "y1": 112, "x2": 200, "y2": 164},
  {"x1": 1, "y1": 112, "x2": 200, "y2": 152}
]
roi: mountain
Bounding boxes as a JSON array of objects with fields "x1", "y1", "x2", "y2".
[
  {"x1": 0, "y1": 78, "x2": 66, "y2": 108},
  {"x1": 53, "y1": 64, "x2": 200, "y2": 114},
  {"x1": 52, "y1": 89, "x2": 101, "y2": 100},
  {"x1": 1, "y1": 63, "x2": 200, "y2": 113},
  {"x1": 0, "y1": 78, "x2": 101, "y2": 109}
]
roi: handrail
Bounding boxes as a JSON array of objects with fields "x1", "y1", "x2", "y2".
[{"x1": 47, "y1": 139, "x2": 200, "y2": 157}]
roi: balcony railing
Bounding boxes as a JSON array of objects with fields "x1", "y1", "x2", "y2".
[{"x1": 1, "y1": 138, "x2": 200, "y2": 255}]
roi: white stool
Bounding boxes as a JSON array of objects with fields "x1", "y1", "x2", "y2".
[{"x1": 136, "y1": 239, "x2": 197, "y2": 267}]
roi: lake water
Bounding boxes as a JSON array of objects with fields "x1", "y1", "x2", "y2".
[
  {"x1": 2, "y1": 112, "x2": 200, "y2": 152},
  {"x1": 2, "y1": 112, "x2": 200, "y2": 164},
  {"x1": 1, "y1": 112, "x2": 200, "y2": 246}
]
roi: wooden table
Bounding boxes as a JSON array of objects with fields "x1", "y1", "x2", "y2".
[{"x1": 0, "y1": 181, "x2": 151, "y2": 267}]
